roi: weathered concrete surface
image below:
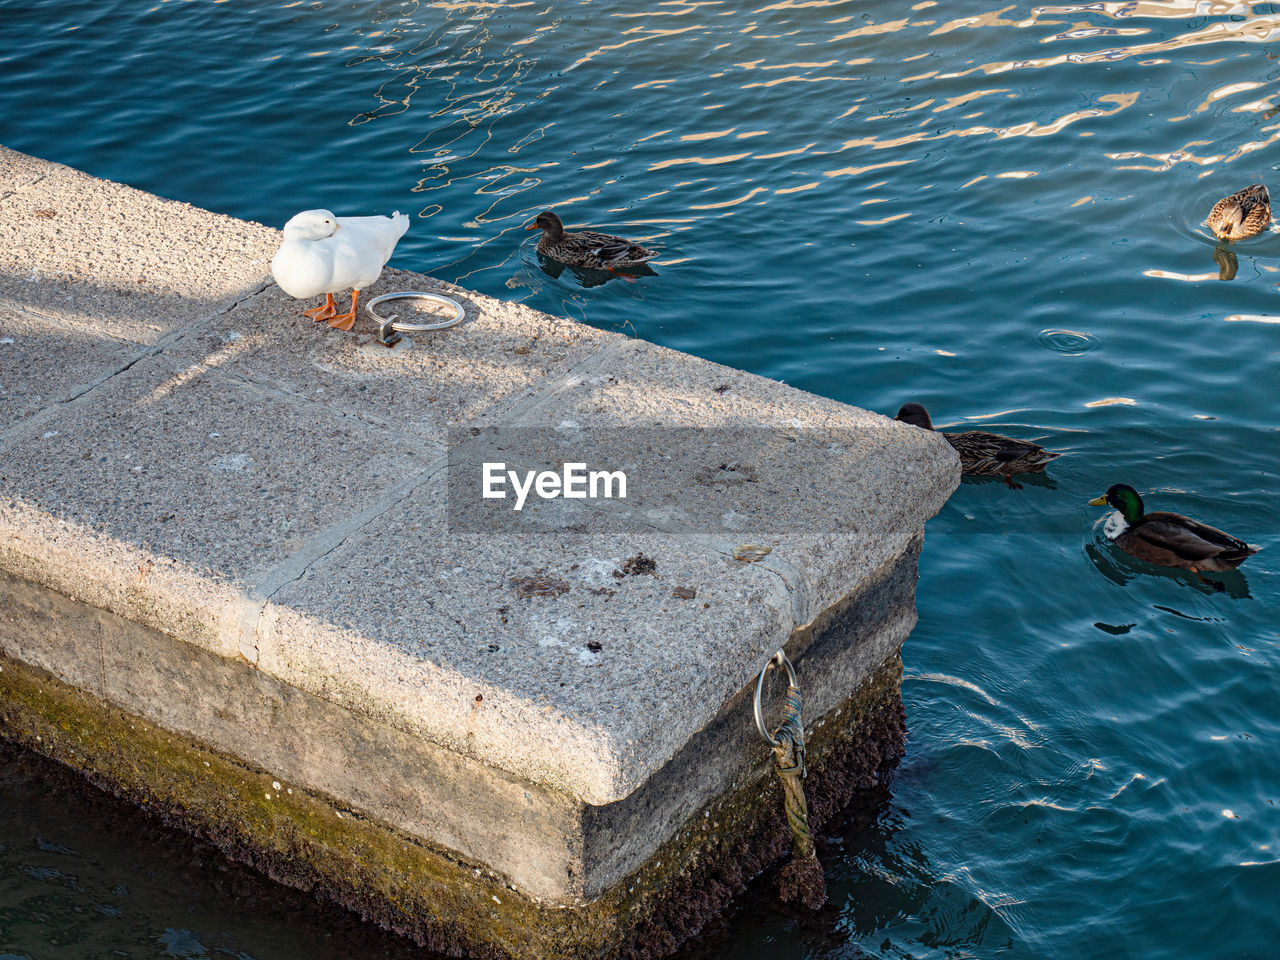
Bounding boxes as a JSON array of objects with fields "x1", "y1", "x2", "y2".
[{"x1": 0, "y1": 145, "x2": 958, "y2": 955}]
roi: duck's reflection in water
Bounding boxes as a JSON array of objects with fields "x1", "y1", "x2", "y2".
[
  {"x1": 960, "y1": 471, "x2": 1060, "y2": 492},
  {"x1": 537, "y1": 253, "x2": 658, "y2": 288},
  {"x1": 1212, "y1": 243, "x2": 1238, "y2": 281},
  {"x1": 1084, "y1": 541, "x2": 1253, "y2": 599}
]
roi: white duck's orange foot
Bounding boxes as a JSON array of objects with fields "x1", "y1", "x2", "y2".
[
  {"x1": 304, "y1": 293, "x2": 337, "y2": 322},
  {"x1": 327, "y1": 289, "x2": 360, "y2": 331}
]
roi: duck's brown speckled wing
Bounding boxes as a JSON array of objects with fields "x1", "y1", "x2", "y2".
[
  {"x1": 539, "y1": 228, "x2": 657, "y2": 269},
  {"x1": 575, "y1": 230, "x2": 657, "y2": 265},
  {"x1": 944, "y1": 430, "x2": 1060, "y2": 476},
  {"x1": 1238, "y1": 183, "x2": 1269, "y2": 211},
  {"x1": 1241, "y1": 185, "x2": 1271, "y2": 237}
]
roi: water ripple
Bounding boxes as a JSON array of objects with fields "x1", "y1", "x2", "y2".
[{"x1": 1037, "y1": 328, "x2": 1102, "y2": 355}]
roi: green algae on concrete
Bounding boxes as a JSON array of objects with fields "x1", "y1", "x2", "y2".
[
  {"x1": 0, "y1": 649, "x2": 547, "y2": 958},
  {"x1": 0, "y1": 643, "x2": 906, "y2": 960}
]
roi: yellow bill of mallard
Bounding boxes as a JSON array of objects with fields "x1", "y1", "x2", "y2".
[{"x1": 1088, "y1": 495, "x2": 1108, "y2": 506}]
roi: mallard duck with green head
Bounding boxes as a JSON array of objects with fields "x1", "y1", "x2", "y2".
[
  {"x1": 1207, "y1": 184, "x2": 1270, "y2": 241},
  {"x1": 895, "y1": 402, "x2": 1061, "y2": 489},
  {"x1": 525, "y1": 211, "x2": 657, "y2": 271},
  {"x1": 1089, "y1": 484, "x2": 1259, "y2": 590}
]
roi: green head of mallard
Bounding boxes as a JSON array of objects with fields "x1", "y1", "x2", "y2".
[
  {"x1": 894, "y1": 402, "x2": 935, "y2": 431},
  {"x1": 1089, "y1": 483, "x2": 1144, "y2": 523},
  {"x1": 526, "y1": 210, "x2": 564, "y2": 239}
]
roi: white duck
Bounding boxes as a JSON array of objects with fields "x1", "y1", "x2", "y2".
[{"x1": 271, "y1": 209, "x2": 410, "y2": 330}]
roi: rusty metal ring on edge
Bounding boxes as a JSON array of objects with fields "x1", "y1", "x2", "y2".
[{"x1": 753, "y1": 649, "x2": 798, "y2": 747}]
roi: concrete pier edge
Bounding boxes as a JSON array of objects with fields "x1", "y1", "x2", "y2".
[
  {"x1": 0, "y1": 145, "x2": 958, "y2": 957},
  {"x1": 0, "y1": 617, "x2": 907, "y2": 959}
]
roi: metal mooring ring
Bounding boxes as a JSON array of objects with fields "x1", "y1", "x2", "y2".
[
  {"x1": 365, "y1": 291, "x2": 465, "y2": 347},
  {"x1": 753, "y1": 649, "x2": 798, "y2": 748}
]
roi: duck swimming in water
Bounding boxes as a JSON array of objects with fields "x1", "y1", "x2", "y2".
[
  {"x1": 1089, "y1": 484, "x2": 1259, "y2": 590},
  {"x1": 271, "y1": 209, "x2": 409, "y2": 330},
  {"x1": 895, "y1": 403, "x2": 1061, "y2": 489},
  {"x1": 1206, "y1": 184, "x2": 1270, "y2": 241},
  {"x1": 525, "y1": 211, "x2": 657, "y2": 272}
]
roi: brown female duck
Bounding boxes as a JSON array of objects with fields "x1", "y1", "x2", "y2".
[
  {"x1": 1089, "y1": 484, "x2": 1258, "y2": 590},
  {"x1": 1207, "y1": 184, "x2": 1270, "y2": 241},
  {"x1": 525, "y1": 211, "x2": 657, "y2": 271},
  {"x1": 895, "y1": 403, "x2": 1061, "y2": 489}
]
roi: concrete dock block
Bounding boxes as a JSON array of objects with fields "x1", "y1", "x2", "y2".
[{"x1": 0, "y1": 146, "x2": 961, "y2": 959}]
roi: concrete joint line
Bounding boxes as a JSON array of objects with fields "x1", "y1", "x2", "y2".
[
  {"x1": 0, "y1": 280, "x2": 272, "y2": 447},
  {"x1": 0, "y1": 341, "x2": 164, "y2": 447},
  {"x1": 148, "y1": 279, "x2": 273, "y2": 355},
  {"x1": 169, "y1": 283, "x2": 624, "y2": 449},
  {"x1": 148, "y1": 278, "x2": 274, "y2": 351},
  {"x1": 209, "y1": 278, "x2": 274, "y2": 319},
  {"x1": 234, "y1": 458, "x2": 451, "y2": 663}
]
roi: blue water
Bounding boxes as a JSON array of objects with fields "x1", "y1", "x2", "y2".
[{"x1": 2, "y1": 1, "x2": 1279, "y2": 957}]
